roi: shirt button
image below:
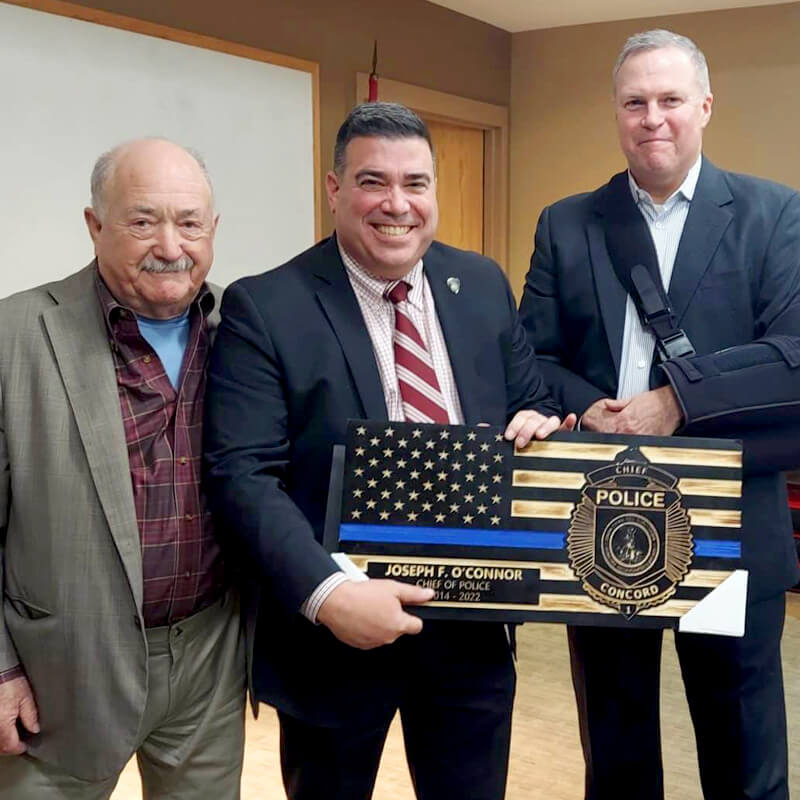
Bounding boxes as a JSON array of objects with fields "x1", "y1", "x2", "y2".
[
  {"x1": 655, "y1": 222, "x2": 664, "y2": 230},
  {"x1": 637, "y1": 359, "x2": 647, "y2": 369},
  {"x1": 184, "y1": 513, "x2": 193, "y2": 522},
  {"x1": 185, "y1": 571, "x2": 191, "y2": 579},
  {"x1": 143, "y1": 354, "x2": 152, "y2": 364},
  {"x1": 179, "y1": 457, "x2": 188, "y2": 466}
]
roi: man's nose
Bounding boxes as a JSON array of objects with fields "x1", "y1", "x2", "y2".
[
  {"x1": 153, "y1": 224, "x2": 184, "y2": 261},
  {"x1": 641, "y1": 101, "x2": 665, "y2": 129},
  {"x1": 380, "y1": 185, "x2": 411, "y2": 214}
]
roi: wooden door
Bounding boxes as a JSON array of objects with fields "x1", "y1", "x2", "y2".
[{"x1": 425, "y1": 118, "x2": 484, "y2": 254}]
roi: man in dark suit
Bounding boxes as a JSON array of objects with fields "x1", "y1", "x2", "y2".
[
  {"x1": 204, "y1": 102, "x2": 574, "y2": 800},
  {"x1": 519, "y1": 29, "x2": 800, "y2": 800}
]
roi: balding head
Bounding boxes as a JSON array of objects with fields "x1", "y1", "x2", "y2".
[
  {"x1": 90, "y1": 138, "x2": 214, "y2": 219},
  {"x1": 84, "y1": 138, "x2": 218, "y2": 319}
]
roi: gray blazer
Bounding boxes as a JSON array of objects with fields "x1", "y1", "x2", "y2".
[{"x1": 0, "y1": 264, "x2": 220, "y2": 780}]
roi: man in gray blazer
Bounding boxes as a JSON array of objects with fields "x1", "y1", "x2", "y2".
[{"x1": 0, "y1": 139, "x2": 245, "y2": 798}]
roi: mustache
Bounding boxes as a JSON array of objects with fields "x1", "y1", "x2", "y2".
[{"x1": 139, "y1": 253, "x2": 195, "y2": 273}]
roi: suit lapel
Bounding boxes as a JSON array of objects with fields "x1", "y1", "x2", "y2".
[
  {"x1": 313, "y1": 239, "x2": 388, "y2": 420},
  {"x1": 423, "y1": 249, "x2": 485, "y2": 423},
  {"x1": 42, "y1": 266, "x2": 143, "y2": 608},
  {"x1": 589, "y1": 174, "x2": 630, "y2": 383},
  {"x1": 669, "y1": 160, "x2": 733, "y2": 323}
]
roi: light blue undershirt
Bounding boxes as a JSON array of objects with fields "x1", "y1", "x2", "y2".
[{"x1": 136, "y1": 310, "x2": 191, "y2": 389}]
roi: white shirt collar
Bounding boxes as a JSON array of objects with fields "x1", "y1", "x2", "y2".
[{"x1": 628, "y1": 154, "x2": 702, "y2": 208}]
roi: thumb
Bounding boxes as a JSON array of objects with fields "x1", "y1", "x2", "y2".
[
  {"x1": 399, "y1": 611, "x2": 424, "y2": 636},
  {"x1": 18, "y1": 693, "x2": 39, "y2": 735},
  {"x1": 559, "y1": 413, "x2": 578, "y2": 431},
  {"x1": 604, "y1": 398, "x2": 629, "y2": 411},
  {"x1": 393, "y1": 582, "x2": 435, "y2": 606}
]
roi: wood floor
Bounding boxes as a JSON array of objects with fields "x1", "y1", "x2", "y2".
[{"x1": 112, "y1": 593, "x2": 800, "y2": 799}]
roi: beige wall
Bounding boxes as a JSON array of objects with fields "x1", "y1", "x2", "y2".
[
  {"x1": 509, "y1": 2, "x2": 800, "y2": 295},
  {"x1": 66, "y1": 0, "x2": 510, "y2": 237}
]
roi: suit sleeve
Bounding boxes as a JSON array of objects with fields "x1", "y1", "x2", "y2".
[
  {"x1": 203, "y1": 282, "x2": 340, "y2": 614},
  {"x1": 0, "y1": 376, "x2": 22, "y2": 675},
  {"x1": 661, "y1": 192, "x2": 800, "y2": 472},
  {"x1": 519, "y1": 206, "x2": 607, "y2": 416}
]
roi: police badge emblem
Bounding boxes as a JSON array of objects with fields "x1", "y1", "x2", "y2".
[{"x1": 567, "y1": 446, "x2": 693, "y2": 619}]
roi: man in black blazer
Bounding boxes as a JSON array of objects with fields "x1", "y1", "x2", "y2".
[
  {"x1": 205, "y1": 102, "x2": 573, "y2": 799},
  {"x1": 519, "y1": 29, "x2": 800, "y2": 800}
]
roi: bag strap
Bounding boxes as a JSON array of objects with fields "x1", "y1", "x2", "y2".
[{"x1": 603, "y1": 184, "x2": 695, "y2": 362}]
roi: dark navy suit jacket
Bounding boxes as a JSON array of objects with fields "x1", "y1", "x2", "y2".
[
  {"x1": 519, "y1": 158, "x2": 800, "y2": 603},
  {"x1": 205, "y1": 235, "x2": 559, "y2": 724}
]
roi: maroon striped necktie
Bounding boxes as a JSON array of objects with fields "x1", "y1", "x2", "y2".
[{"x1": 385, "y1": 281, "x2": 449, "y2": 424}]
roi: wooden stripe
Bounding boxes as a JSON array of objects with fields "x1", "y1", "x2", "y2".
[
  {"x1": 688, "y1": 508, "x2": 742, "y2": 528},
  {"x1": 511, "y1": 500, "x2": 575, "y2": 519},
  {"x1": 639, "y1": 446, "x2": 742, "y2": 468},
  {"x1": 677, "y1": 478, "x2": 741, "y2": 497},
  {"x1": 515, "y1": 441, "x2": 628, "y2": 460},
  {"x1": 512, "y1": 469, "x2": 585, "y2": 489},
  {"x1": 682, "y1": 569, "x2": 733, "y2": 588}
]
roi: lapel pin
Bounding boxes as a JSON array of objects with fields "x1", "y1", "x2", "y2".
[{"x1": 446, "y1": 277, "x2": 461, "y2": 295}]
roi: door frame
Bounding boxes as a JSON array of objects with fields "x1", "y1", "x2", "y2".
[{"x1": 356, "y1": 73, "x2": 509, "y2": 271}]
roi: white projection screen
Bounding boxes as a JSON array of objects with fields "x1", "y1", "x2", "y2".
[{"x1": 0, "y1": 0, "x2": 320, "y2": 298}]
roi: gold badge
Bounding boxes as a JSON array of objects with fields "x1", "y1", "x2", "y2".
[{"x1": 566, "y1": 447, "x2": 692, "y2": 619}]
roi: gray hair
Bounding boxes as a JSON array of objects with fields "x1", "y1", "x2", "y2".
[
  {"x1": 90, "y1": 138, "x2": 214, "y2": 217},
  {"x1": 333, "y1": 102, "x2": 435, "y2": 175},
  {"x1": 613, "y1": 30, "x2": 711, "y2": 95}
]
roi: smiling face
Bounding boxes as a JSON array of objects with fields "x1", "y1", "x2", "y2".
[
  {"x1": 85, "y1": 139, "x2": 218, "y2": 319},
  {"x1": 326, "y1": 135, "x2": 438, "y2": 280},
  {"x1": 614, "y1": 46, "x2": 712, "y2": 203}
]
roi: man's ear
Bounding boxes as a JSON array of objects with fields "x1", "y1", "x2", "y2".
[
  {"x1": 325, "y1": 171, "x2": 340, "y2": 215},
  {"x1": 84, "y1": 207, "x2": 102, "y2": 245}
]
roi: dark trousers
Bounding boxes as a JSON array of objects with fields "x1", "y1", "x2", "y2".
[
  {"x1": 278, "y1": 622, "x2": 515, "y2": 800},
  {"x1": 569, "y1": 593, "x2": 788, "y2": 800}
]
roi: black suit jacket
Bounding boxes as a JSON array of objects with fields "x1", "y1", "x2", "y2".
[
  {"x1": 205, "y1": 236, "x2": 558, "y2": 724},
  {"x1": 519, "y1": 159, "x2": 800, "y2": 603}
]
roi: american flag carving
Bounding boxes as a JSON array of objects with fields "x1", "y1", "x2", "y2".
[{"x1": 335, "y1": 421, "x2": 744, "y2": 629}]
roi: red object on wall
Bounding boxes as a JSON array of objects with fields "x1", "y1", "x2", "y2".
[
  {"x1": 368, "y1": 40, "x2": 378, "y2": 102},
  {"x1": 789, "y1": 475, "x2": 800, "y2": 592}
]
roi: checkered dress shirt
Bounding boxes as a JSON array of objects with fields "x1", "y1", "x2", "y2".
[{"x1": 97, "y1": 275, "x2": 226, "y2": 627}]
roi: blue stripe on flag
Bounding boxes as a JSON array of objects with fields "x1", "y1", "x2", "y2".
[
  {"x1": 339, "y1": 524, "x2": 565, "y2": 550},
  {"x1": 694, "y1": 539, "x2": 741, "y2": 558}
]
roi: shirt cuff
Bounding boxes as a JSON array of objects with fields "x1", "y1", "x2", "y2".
[
  {"x1": 299, "y1": 572, "x2": 350, "y2": 623},
  {"x1": 0, "y1": 665, "x2": 25, "y2": 685}
]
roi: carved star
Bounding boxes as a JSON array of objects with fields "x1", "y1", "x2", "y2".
[
  {"x1": 351, "y1": 509, "x2": 362, "y2": 519},
  {"x1": 369, "y1": 458, "x2": 379, "y2": 467},
  {"x1": 355, "y1": 447, "x2": 366, "y2": 456},
  {"x1": 439, "y1": 450, "x2": 449, "y2": 460},
  {"x1": 437, "y1": 471, "x2": 448, "y2": 481},
  {"x1": 394, "y1": 500, "x2": 405, "y2": 510},
  {"x1": 493, "y1": 454, "x2": 503, "y2": 463},
  {"x1": 449, "y1": 503, "x2": 460, "y2": 513},
  {"x1": 354, "y1": 467, "x2": 364, "y2": 477},
  {"x1": 463, "y1": 514, "x2": 474, "y2": 524},
  {"x1": 464, "y1": 493, "x2": 474, "y2": 503},
  {"x1": 385, "y1": 427, "x2": 395, "y2": 437},
  {"x1": 478, "y1": 484, "x2": 488, "y2": 493},
  {"x1": 410, "y1": 470, "x2": 420, "y2": 479},
  {"x1": 435, "y1": 513, "x2": 446, "y2": 523},
  {"x1": 381, "y1": 490, "x2": 391, "y2": 500},
  {"x1": 490, "y1": 515, "x2": 501, "y2": 525},
  {"x1": 492, "y1": 474, "x2": 502, "y2": 484},
  {"x1": 408, "y1": 490, "x2": 419, "y2": 501},
  {"x1": 370, "y1": 437, "x2": 381, "y2": 447},
  {"x1": 450, "y1": 482, "x2": 461, "y2": 493},
  {"x1": 477, "y1": 504, "x2": 487, "y2": 514},
  {"x1": 382, "y1": 469, "x2": 392, "y2": 478},
  {"x1": 356, "y1": 426, "x2": 367, "y2": 436},
  {"x1": 440, "y1": 429, "x2": 450, "y2": 439},
  {"x1": 395, "y1": 480, "x2": 406, "y2": 490},
  {"x1": 451, "y1": 461, "x2": 462, "y2": 471},
  {"x1": 383, "y1": 448, "x2": 394, "y2": 458},
  {"x1": 421, "y1": 502, "x2": 432, "y2": 511},
  {"x1": 491, "y1": 495, "x2": 501, "y2": 504},
  {"x1": 412, "y1": 428, "x2": 422, "y2": 438},
  {"x1": 452, "y1": 441, "x2": 463, "y2": 451},
  {"x1": 467, "y1": 431, "x2": 477, "y2": 441},
  {"x1": 423, "y1": 481, "x2": 433, "y2": 491},
  {"x1": 379, "y1": 510, "x2": 390, "y2": 521},
  {"x1": 397, "y1": 438, "x2": 408, "y2": 448},
  {"x1": 367, "y1": 479, "x2": 377, "y2": 488},
  {"x1": 352, "y1": 488, "x2": 363, "y2": 498},
  {"x1": 366, "y1": 500, "x2": 377, "y2": 510},
  {"x1": 480, "y1": 443, "x2": 490, "y2": 452},
  {"x1": 397, "y1": 459, "x2": 407, "y2": 469},
  {"x1": 424, "y1": 460, "x2": 435, "y2": 470},
  {"x1": 436, "y1": 492, "x2": 447, "y2": 502},
  {"x1": 407, "y1": 512, "x2": 418, "y2": 522},
  {"x1": 495, "y1": 434, "x2": 503, "y2": 442},
  {"x1": 426, "y1": 440, "x2": 436, "y2": 450},
  {"x1": 410, "y1": 449, "x2": 422, "y2": 459},
  {"x1": 479, "y1": 464, "x2": 489, "y2": 473},
  {"x1": 465, "y1": 452, "x2": 476, "y2": 462}
]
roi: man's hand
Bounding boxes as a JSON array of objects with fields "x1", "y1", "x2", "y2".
[
  {"x1": 582, "y1": 387, "x2": 683, "y2": 436},
  {"x1": 316, "y1": 580, "x2": 435, "y2": 650},
  {"x1": 504, "y1": 410, "x2": 577, "y2": 449},
  {"x1": 0, "y1": 675, "x2": 39, "y2": 756}
]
